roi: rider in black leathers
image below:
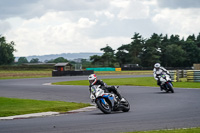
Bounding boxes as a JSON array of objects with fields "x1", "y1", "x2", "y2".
[{"x1": 88, "y1": 74, "x2": 125, "y2": 101}]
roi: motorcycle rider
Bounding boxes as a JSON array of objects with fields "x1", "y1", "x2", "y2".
[
  {"x1": 88, "y1": 74, "x2": 125, "y2": 102},
  {"x1": 153, "y1": 63, "x2": 170, "y2": 90}
]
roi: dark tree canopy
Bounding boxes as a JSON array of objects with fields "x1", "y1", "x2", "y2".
[
  {"x1": 30, "y1": 58, "x2": 40, "y2": 63},
  {"x1": 18, "y1": 57, "x2": 28, "y2": 64},
  {"x1": 0, "y1": 35, "x2": 16, "y2": 65},
  {"x1": 90, "y1": 32, "x2": 200, "y2": 68},
  {"x1": 46, "y1": 57, "x2": 68, "y2": 63}
]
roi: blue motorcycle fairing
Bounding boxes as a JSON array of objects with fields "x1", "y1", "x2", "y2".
[
  {"x1": 102, "y1": 94, "x2": 114, "y2": 100},
  {"x1": 99, "y1": 98, "x2": 106, "y2": 105},
  {"x1": 99, "y1": 95, "x2": 115, "y2": 109}
]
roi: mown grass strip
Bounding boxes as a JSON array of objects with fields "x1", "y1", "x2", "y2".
[
  {"x1": 0, "y1": 97, "x2": 90, "y2": 117},
  {"x1": 124, "y1": 127, "x2": 200, "y2": 133},
  {"x1": 52, "y1": 77, "x2": 200, "y2": 88},
  {"x1": 0, "y1": 70, "x2": 51, "y2": 79},
  {"x1": 0, "y1": 70, "x2": 152, "y2": 80},
  {"x1": 94, "y1": 70, "x2": 152, "y2": 75}
]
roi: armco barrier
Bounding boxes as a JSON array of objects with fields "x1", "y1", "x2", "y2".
[{"x1": 187, "y1": 70, "x2": 200, "y2": 82}]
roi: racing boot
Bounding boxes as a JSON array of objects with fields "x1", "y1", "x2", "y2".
[
  {"x1": 120, "y1": 97, "x2": 126, "y2": 103},
  {"x1": 160, "y1": 85, "x2": 164, "y2": 91}
]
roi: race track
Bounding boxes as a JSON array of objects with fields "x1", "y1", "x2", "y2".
[{"x1": 0, "y1": 75, "x2": 200, "y2": 133}]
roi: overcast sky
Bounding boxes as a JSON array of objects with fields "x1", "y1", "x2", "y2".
[{"x1": 1, "y1": 0, "x2": 200, "y2": 57}]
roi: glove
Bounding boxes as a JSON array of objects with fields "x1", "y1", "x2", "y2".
[
  {"x1": 90, "y1": 94, "x2": 95, "y2": 103},
  {"x1": 90, "y1": 94, "x2": 95, "y2": 100}
]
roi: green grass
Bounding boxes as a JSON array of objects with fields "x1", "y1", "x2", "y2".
[
  {"x1": 0, "y1": 76, "x2": 49, "y2": 80},
  {"x1": 52, "y1": 77, "x2": 200, "y2": 88},
  {"x1": 0, "y1": 70, "x2": 52, "y2": 79},
  {"x1": 52, "y1": 80, "x2": 90, "y2": 86},
  {"x1": 0, "y1": 70, "x2": 152, "y2": 80},
  {"x1": 52, "y1": 77, "x2": 157, "y2": 86},
  {"x1": 0, "y1": 97, "x2": 90, "y2": 117},
  {"x1": 124, "y1": 127, "x2": 200, "y2": 133},
  {"x1": 94, "y1": 70, "x2": 152, "y2": 75},
  {"x1": 125, "y1": 127, "x2": 200, "y2": 133}
]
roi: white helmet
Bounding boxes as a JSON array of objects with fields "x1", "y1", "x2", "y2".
[
  {"x1": 88, "y1": 74, "x2": 97, "y2": 85},
  {"x1": 154, "y1": 63, "x2": 160, "y2": 69}
]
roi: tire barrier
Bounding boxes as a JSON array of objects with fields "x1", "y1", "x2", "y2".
[{"x1": 187, "y1": 70, "x2": 200, "y2": 82}]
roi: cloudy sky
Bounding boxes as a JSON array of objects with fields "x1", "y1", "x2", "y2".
[{"x1": 1, "y1": 0, "x2": 200, "y2": 57}]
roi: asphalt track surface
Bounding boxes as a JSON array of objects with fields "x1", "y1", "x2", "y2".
[{"x1": 0, "y1": 75, "x2": 200, "y2": 133}]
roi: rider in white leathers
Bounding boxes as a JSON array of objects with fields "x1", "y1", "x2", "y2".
[{"x1": 153, "y1": 63, "x2": 170, "y2": 90}]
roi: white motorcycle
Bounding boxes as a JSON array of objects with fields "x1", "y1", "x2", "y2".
[
  {"x1": 159, "y1": 72, "x2": 174, "y2": 93},
  {"x1": 90, "y1": 85, "x2": 130, "y2": 114}
]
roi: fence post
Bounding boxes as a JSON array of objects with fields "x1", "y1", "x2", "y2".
[
  {"x1": 176, "y1": 70, "x2": 179, "y2": 82},
  {"x1": 169, "y1": 70, "x2": 177, "y2": 82}
]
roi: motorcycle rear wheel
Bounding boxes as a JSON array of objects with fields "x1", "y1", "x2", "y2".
[{"x1": 96, "y1": 98, "x2": 111, "y2": 114}]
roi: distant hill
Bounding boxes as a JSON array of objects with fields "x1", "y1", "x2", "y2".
[{"x1": 15, "y1": 52, "x2": 103, "y2": 62}]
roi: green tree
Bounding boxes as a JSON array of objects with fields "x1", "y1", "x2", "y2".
[
  {"x1": 0, "y1": 35, "x2": 16, "y2": 65},
  {"x1": 140, "y1": 33, "x2": 162, "y2": 67},
  {"x1": 100, "y1": 45, "x2": 116, "y2": 67},
  {"x1": 30, "y1": 58, "x2": 39, "y2": 63},
  {"x1": 129, "y1": 33, "x2": 144, "y2": 65},
  {"x1": 46, "y1": 57, "x2": 68, "y2": 63},
  {"x1": 164, "y1": 44, "x2": 187, "y2": 67},
  {"x1": 116, "y1": 44, "x2": 131, "y2": 66},
  {"x1": 181, "y1": 36, "x2": 200, "y2": 66},
  {"x1": 196, "y1": 33, "x2": 200, "y2": 48},
  {"x1": 18, "y1": 57, "x2": 28, "y2": 64},
  {"x1": 90, "y1": 55, "x2": 102, "y2": 66},
  {"x1": 169, "y1": 34, "x2": 181, "y2": 45},
  {"x1": 160, "y1": 34, "x2": 170, "y2": 67},
  {"x1": 53, "y1": 57, "x2": 68, "y2": 63}
]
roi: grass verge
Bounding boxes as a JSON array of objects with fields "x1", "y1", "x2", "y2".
[
  {"x1": 0, "y1": 97, "x2": 90, "y2": 117},
  {"x1": 0, "y1": 70, "x2": 152, "y2": 80},
  {"x1": 94, "y1": 70, "x2": 152, "y2": 75},
  {"x1": 52, "y1": 77, "x2": 200, "y2": 88},
  {"x1": 124, "y1": 127, "x2": 200, "y2": 133},
  {"x1": 0, "y1": 70, "x2": 51, "y2": 79}
]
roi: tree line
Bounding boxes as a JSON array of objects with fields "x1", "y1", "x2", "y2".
[
  {"x1": 90, "y1": 33, "x2": 200, "y2": 67},
  {"x1": 1, "y1": 33, "x2": 200, "y2": 68},
  {"x1": 16, "y1": 57, "x2": 69, "y2": 64}
]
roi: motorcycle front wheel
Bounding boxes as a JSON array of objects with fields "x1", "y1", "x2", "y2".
[
  {"x1": 121, "y1": 98, "x2": 130, "y2": 112},
  {"x1": 96, "y1": 98, "x2": 111, "y2": 114},
  {"x1": 167, "y1": 82, "x2": 174, "y2": 93}
]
